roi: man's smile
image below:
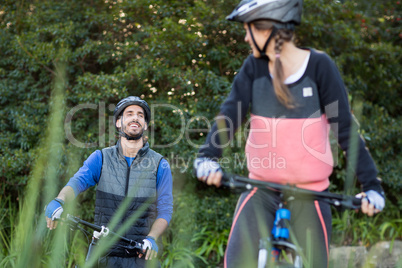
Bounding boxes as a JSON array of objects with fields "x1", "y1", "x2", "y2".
[{"x1": 128, "y1": 122, "x2": 141, "y2": 129}]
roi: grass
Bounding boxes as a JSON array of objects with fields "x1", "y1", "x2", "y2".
[{"x1": 2, "y1": 163, "x2": 399, "y2": 268}]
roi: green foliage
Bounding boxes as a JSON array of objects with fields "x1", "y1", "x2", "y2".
[
  {"x1": 332, "y1": 210, "x2": 381, "y2": 246},
  {"x1": 191, "y1": 226, "x2": 229, "y2": 265},
  {"x1": 379, "y1": 219, "x2": 402, "y2": 249},
  {"x1": 0, "y1": 197, "x2": 16, "y2": 261},
  {"x1": 160, "y1": 179, "x2": 237, "y2": 267},
  {"x1": 0, "y1": 0, "x2": 400, "y2": 267},
  {"x1": 332, "y1": 210, "x2": 402, "y2": 248}
]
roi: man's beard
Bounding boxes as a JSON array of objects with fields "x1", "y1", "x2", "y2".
[{"x1": 121, "y1": 121, "x2": 144, "y2": 140}]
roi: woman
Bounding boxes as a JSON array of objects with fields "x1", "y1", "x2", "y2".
[{"x1": 194, "y1": 0, "x2": 385, "y2": 267}]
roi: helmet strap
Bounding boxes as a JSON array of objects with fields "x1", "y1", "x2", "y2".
[
  {"x1": 119, "y1": 131, "x2": 143, "y2": 141},
  {"x1": 248, "y1": 23, "x2": 277, "y2": 59}
]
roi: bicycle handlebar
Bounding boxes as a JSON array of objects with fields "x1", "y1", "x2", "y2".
[
  {"x1": 221, "y1": 173, "x2": 362, "y2": 210},
  {"x1": 64, "y1": 214, "x2": 143, "y2": 251}
]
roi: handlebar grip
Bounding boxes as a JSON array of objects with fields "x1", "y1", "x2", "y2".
[
  {"x1": 353, "y1": 196, "x2": 362, "y2": 206},
  {"x1": 221, "y1": 172, "x2": 232, "y2": 183},
  {"x1": 351, "y1": 196, "x2": 362, "y2": 209}
]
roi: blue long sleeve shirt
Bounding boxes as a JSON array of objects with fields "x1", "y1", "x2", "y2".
[{"x1": 66, "y1": 150, "x2": 173, "y2": 224}]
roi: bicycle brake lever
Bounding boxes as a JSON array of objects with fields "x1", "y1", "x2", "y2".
[
  {"x1": 62, "y1": 214, "x2": 80, "y2": 230},
  {"x1": 222, "y1": 173, "x2": 251, "y2": 190}
]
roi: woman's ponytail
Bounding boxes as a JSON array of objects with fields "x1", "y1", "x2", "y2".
[
  {"x1": 273, "y1": 29, "x2": 295, "y2": 109},
  {"x1": 252, "y1": 21, "x2": 296, "y2": 109}
]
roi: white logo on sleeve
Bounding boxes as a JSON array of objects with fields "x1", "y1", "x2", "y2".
[{"x1": 303, "y1": 87, "x2": 313, "y2": 97}]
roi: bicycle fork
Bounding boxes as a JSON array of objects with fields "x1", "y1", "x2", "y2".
[{"x1": 258, "y1": 207, "x2": 302, "y2": 268}]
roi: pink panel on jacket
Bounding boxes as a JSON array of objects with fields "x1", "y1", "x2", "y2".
[{"x1": 245, "y1": 114, "x2": 333, "y2": 191}]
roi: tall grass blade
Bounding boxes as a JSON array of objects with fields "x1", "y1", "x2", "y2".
[
  {"x1": 344, "y1": 99, "x2": 363, "y2": 195},
  {"x1": 7, "y1": 59, "x2": 68, "y2": 267}
]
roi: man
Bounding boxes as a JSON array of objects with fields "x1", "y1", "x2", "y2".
[{"x1": 45, "y1": 96, "x2": 173, "y2": 268}]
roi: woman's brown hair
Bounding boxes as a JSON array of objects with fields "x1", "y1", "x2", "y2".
[{"x1": 253, "y1": 20, "x2": 295, "y2": 109}]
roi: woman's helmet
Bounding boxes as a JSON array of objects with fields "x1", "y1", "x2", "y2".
[
  {"x1": 226, "y1": 0, "x2": 302, "y2": 28},
  {"x1": 226, "y1": 0, "x2": 303, "y2": 58},
  {"x1": 113, "y1": 96, "x2": 151, "y2": 125}
]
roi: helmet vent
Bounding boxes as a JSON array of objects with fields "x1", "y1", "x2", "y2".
[{"x1": 249, "y1": 2, "x2": 257, "y2": 8}]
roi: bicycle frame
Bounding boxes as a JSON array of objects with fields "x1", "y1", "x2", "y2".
[{"x1": 221, "y1": 173, "x2": 362, "y2": 268}]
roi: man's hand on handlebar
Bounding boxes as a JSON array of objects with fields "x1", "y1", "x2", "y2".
[
  {"x1": 194, "y1": 158, "x2": 223, "y2": 187},
  {"x1": 45, "y1": 198, "x2": 65, "y2": 230},
  {"x1": 138, "y1": 236, "x2": 158, "y2": 260}
]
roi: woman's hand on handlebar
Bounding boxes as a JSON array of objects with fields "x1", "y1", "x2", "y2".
[
  {"x1": 194, "y1": 158, "x2": 223, "y2": 187},
  {"x1": 203, "y1": 170, "x2": 223, "y2": 187},
  {"x1": 356, "y1": 190, "x2": 385, "y2": 217}
]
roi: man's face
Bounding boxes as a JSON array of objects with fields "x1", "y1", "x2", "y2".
[{"x1": 116, "y1": 105, "x2": 147, "y2": 138}]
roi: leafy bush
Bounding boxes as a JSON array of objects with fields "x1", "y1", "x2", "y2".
[{"x1": 0, "y1": 0, "x2": 400, "y2": 267}]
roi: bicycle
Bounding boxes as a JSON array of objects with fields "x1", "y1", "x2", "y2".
[
  {"x1": 62, "y1": 214, "x2": 144, "y2": 267},
  {"x1": 220, "y1": 172, "x2": 362, "y2": 268}
]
